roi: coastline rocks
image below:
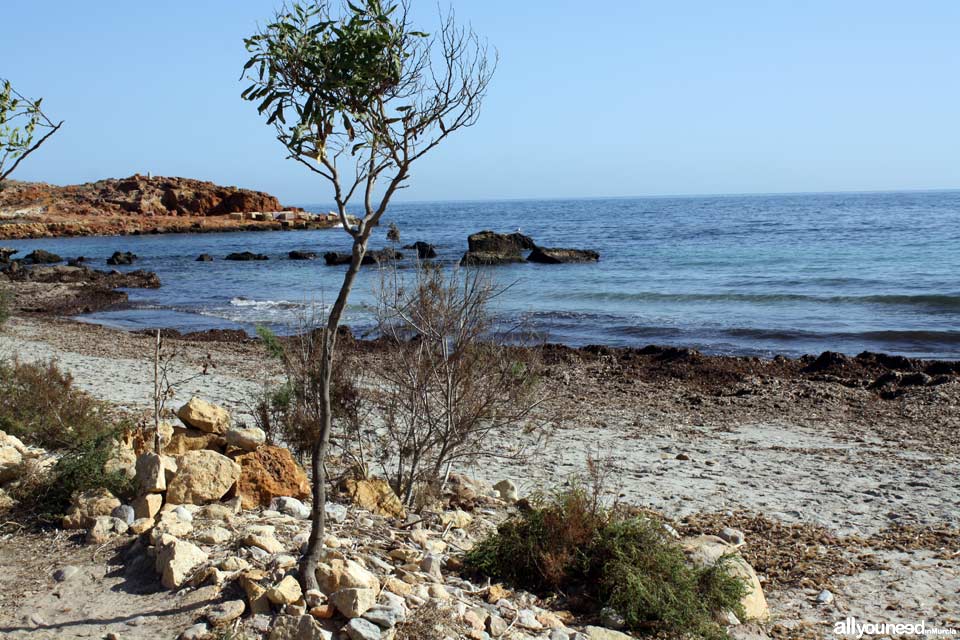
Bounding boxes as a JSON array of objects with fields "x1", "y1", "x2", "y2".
[
  {"x1": 106, "y1": 251, "x2": 137, "y2": 266},
  {"x1": 467, "y1": 230, "x2": 535, "y2": 254},
  {"x1": 0, "y1": 248, "x2": 17, "y2": 262},
  {"x1": 288, "y1": 250, "x2": 317, "y2": 260},
  {"x1": 177, "y1": 397, "x2": 230, "y2": 434},
  {"x1": 231, "y1": 445, "x2": 311, "y2": 509},
  {"x1": 165, "y1": 450, "x2": 241, "y2": 505},
  {"x1": 527, "y1": 246, "x2": 599, "y2": 264},
  {"x1": 22, "y1": 249, "x2": 62, "y2": 264},
  {"x1": 323, "y1": 249, "x2": 402, "y2": 267},
  {"x1": 226, "y1": 251, "x2": 269, "y2": 261},
  {"x1": 195, "y1": 253, "x2": 214, "y2": 262},
  {"x1": 460, "y1": 251, "x2": 525, "y2": 266},
  {"x1": 402, "y1": 241, "x2": 437, "y2": 259}
]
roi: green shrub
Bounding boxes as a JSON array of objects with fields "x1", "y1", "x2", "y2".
[
  {"x1": 16, "y1": 423, "x2": 134, "y2": 522},
  {"x1": 0, "y1": 358, "x2": 134, "y2": 521},
  {"x1": 465, "y1": 488, "x2": 748, "y2": 640},
  {"x1": 0, "y1": 359, "x2": 111, "y2": 450}
]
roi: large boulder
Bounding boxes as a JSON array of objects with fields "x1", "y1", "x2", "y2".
[
  {"x1": 231, "y1": 445, "x2": 310, "y2": 509},
  {"x1": 177, "y1": 397, "x2": 230, "y2": 434},
  {"x1": 526, "y1": 246, "x2": 599, "y2": 264},
  {"x1": 62, "y1": 488, "x2": 121, "y2": 530},
  {"x1": 341, "y1": 478, "x2": 405, "y2": 519},
  {"x1": 467, "y1": 230, "x2": 535, "y2": 254},
  {"x1": 681, "y1": 535, "x2": 769, "y2": 621},
  {"x1": 166, "y1": 450, "x2": 241, "y2": 505},
  {"x1": 315, "y1": 558, "x2": 381, "y2": 595}
]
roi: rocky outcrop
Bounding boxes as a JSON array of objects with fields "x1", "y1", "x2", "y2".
[
  {"x1": 231, "y1": 445, "x2": 311, "y2": 509},
  {"x1": 402, "y1": 241, "x2": 437, "y2": 259},
  {"x1": 288, "y1": 250, "x2": 317, "y2": 260},
  {"x1": 106, "y1": 251, "x2": 137, "y2": 265},
  {"x1": 323, "y1": 249, "x2": 402, "y2": 266},
  {"x1": 460, "y1": 230, "x2": 536, "y2": 266},
  {"x1": 21, "y1": 249, "x2": 62, "y2": 264},
  {"x1": 467, "y1": 230, "x2": 535, "y2": 254},
  {"x1": 225, "y1": 251, "x2": 269, "y2": 261},
  {"x1": 527, "y1": 246, "x2": 600, "y2": 263}
]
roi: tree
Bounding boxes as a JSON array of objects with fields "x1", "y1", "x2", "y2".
[
  {"x1": 372, "y1": 264, "x2": 543, "y2": 505},
  {"x1": 0, "y1": 79, "x2": 63, "y2": 185},
  {"x1": 241, "y1": 0, "x2": 495, "y2": 591}
]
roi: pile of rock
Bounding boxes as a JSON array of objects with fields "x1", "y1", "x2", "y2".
[{"x1": 0, "y1": 430, "x2": 54, "y2": 510}]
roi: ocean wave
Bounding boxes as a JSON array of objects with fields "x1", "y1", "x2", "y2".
[
  {"x1": 570, "y1": 291, "x2": 960, "y2": 310},
  {"x1": 723, "y1": 327, "x2": 960, "y2": 345},
  {"x1": 229, "y1": 297, "x2": 305, "y2": 310}
]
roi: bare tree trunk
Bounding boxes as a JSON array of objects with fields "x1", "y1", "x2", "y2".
[
  {"x1": 153, "y1": 329, "x2": 162, "y2": 452},
  {"x1": 299, "y1": 237, "x2": 369, "y2": 592}
]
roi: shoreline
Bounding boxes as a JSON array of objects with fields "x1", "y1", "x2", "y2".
[{"x1": 2, "y1": 313, "x2": 959, "y2": 637}]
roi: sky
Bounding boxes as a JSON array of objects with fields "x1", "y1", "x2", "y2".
[{"x1": 2, "y1": 1, "x2": 959, "y2": 204}]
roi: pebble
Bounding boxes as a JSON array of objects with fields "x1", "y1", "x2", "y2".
[
  {"x1": 816, "y1": 589, "x2": 834, "y2": 604},
  {"x1": 344, "y1": 617, "x2": 382, "y2": 640},
  {"x1": 53, "y1": 565, "x2": 79, "y2": 582},
  {"x1": 719, "y1": 527, "x2": 745, "y2": 546},
  {"x1": 179, "y1": 622, "x2": 211, "y2": 640}
]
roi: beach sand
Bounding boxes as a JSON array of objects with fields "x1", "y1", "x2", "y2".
[{"x1": 0, "y1": 316, "x2": 957, "y2": 637}]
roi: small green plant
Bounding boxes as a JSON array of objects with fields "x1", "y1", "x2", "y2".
[
  {"x1": 0, "y1": 358, "x2": 134, "y2": 521},
  {"x1": 465, "y1": 487, "x2": 748, "y2": 640},
  {"x1": 0, "y1": 359, "x2": 111, "y2": 449}
]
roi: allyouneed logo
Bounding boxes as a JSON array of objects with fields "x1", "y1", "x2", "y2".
[{"x1": 834, "y1": 617, "x2": 958, "y2": 638}]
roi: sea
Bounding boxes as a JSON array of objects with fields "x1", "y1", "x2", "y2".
[{"x1": 6, "y1": 190, "x2": 960, "y2": 359}]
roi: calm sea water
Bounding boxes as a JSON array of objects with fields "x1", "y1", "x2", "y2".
[{"x1": 6, "y1": 190, "x2": 960, "y2": 359}]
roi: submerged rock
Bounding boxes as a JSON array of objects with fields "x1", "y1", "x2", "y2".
[
  {"x1": 323, "y1": 249, "x2": 402, "y2": 266},
  {"x1": 288, "y1": 250, "x2": 317, "y2": 260},
  {"x1": 402, "y1": 241, "x2": 437, "y2": 259},
  {"x1": 106, "y1": 251, "x2": 137, "y2": 265},
  {"x1": 527, "y1": 246, "x2": 599, "y2": 264},
  {"x1": 225, "y1": 251, "x2": 269, "y2": 261},
  {"x1": 21, "y1": 249, "x2": 62, "y2": 264}
]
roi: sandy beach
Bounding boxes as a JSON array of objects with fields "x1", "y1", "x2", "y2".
[{"x1": 1, "y1": 314, "x2": 957, "y2": 637}]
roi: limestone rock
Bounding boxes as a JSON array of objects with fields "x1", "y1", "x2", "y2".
[
  {"x1": 180, "y1": 623, "x2": 213, "y2": 640},
  {"x1": 363, "y1": 604, "x2": 406, "y2": 629},
  {"x1": 268, "y1": 575, "x2": 303, "y2": 605},
  {"x1": 492, "y1": 479, "x2": 518, "y2": 502},
  {"x1": 86, "y1": 516, "x2": 129, "y2": 544},
  {"x1": 244, "y1": 533, "x2": 285, "y2": 554},
  {"x1": 132, "y1": 493, "x2": 163, "y2": 520},
  {"x1": 584, "y1": 627, "x2": 634, "y2": 640},
  {"x1": 331, "y1": 588, "x2": 377, "y2": 618},
  {"x1": 129, "y1": 518, "x2": 154, "y2": 534},
  {"x1": 156, "y1": 536, "x2": 209, "y2": 589},
  {"x1": 341, "y1": 478, "x2": 405, "y2": 519},
  {"x1": 240, "y1": 571, "x2": 272, "y2": 614},
  {"x1": 225, "y1": 427, "x2": 266, "y2": 452},
  {"x1": 232, "y1": 445, "x2": 310, "y2": 509},
  {"x1": 681, "y1": 535, "x2": 769, "y2": 621},
  {"x1": 62, "y1": 488, "x2": 121, "y2": 530},
  {"x1": 270, "y1": 496, "x2": 311, "y2": 519},
  {"x1": 111, "y1": 504, "x2": 135, "y2": 525},
  {"x1": 177, "y1": 397, "x2": 230, "y2": 434},
  {"x1": 315, "y1": 559, "x2": 380, "y2": 595},
  {"x1": 166, "y1": 427, "x2": 225, "y2": 456},
  {"x1": 205, "y1": 599, "x2": 246, "y2": 627},
  {"x1": 344, "y1": 618, "x2": 382, "y2": 640},
  {"x1": 136, "y1": 452, "x2": 166, "y2": 493},
  {"x1": 440, "y1": 509, "x2": 472, "y2": 528},
  {"x1": 166, "y1": 450, "x2": 240, "y2": 505},
  {"x1": 268, "y1": 614, "x2": 331, "y2": 640}
]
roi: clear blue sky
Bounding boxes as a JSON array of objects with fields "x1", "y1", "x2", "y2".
[{"x1": 3, "y1": 1, "x2": 959, "y2": 203}]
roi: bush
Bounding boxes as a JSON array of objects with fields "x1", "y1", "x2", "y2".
[
  {"x1": 0, "y1": 359, "x2": 112, "y2": 450},
  {"x1": 465, "y1": 488, "x2": 748, "y2": 640},
  {"x1": 0, "y1": 358, "x2": 134, "y2": 521}
]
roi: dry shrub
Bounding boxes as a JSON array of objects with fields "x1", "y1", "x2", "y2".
[
  {"x1": 371, "y1": 264, "x2": 544, "y2": 505},
  {"x1": 394, "y1": 601, "x2": 460, "y2": 640}
]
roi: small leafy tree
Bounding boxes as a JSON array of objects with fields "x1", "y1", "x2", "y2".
[
  {"x1": 242, "y1": 0, "x2": 494, "y2": 589},
  {"x1": 0, "y1": 79, "x2": 63, "y2": 185}
]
